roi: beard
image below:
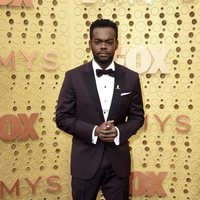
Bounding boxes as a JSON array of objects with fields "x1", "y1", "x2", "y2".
[{"x1": 93, "y1": 52, "x2": 114, "y2": 66}]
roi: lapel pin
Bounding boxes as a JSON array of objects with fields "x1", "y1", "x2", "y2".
[{"x1": 116, "y1": 85, "x2": 120, "y2": 90}]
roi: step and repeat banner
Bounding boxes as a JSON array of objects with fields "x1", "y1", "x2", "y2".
[{"x1": 0, "y1": 0, "x2": 200, "y2": 199}]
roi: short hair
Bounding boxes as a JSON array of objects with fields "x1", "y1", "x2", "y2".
[{"x1": 90, "y1": 19, "x2": 118, "y2": 40}]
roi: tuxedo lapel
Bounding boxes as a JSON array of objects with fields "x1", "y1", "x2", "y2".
[
  {"x1": 107, "y1": 64, "x2": 125, "y2": 120},
  {"x1": 82, "y1": 62, "x2": 105, "y2": 121}
]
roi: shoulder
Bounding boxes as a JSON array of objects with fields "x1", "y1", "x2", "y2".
[
  {"x1": 65, "y1": 61, "x2": 92, "y2": 76},
  {"x1": 115, "y1": 62, "x2": 139, "y2": 77}
]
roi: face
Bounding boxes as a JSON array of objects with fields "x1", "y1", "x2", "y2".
[{"x1": 89, "y1": 27, "x2": 118, "y2": 69}]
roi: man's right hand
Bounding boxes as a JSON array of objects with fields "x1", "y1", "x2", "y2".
[{"x1": 95, "y1": 120, "x2": 117, "y2": 142}]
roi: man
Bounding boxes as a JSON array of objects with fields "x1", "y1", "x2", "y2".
[{"x1": 56, "y1": 19, "x2": 144, "y2": 200}]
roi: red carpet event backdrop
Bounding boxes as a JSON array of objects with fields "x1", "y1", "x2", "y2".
[{"x1": 0, "y1": 0, "x2": 200, "y2": 199}]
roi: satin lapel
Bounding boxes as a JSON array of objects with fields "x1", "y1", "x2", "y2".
[
  {"x1": 82, "y1": 63, "x2": 105, "y2": 121},
  {"x1": 107, "y1": 65, "x2": 125, "y2": 120}
]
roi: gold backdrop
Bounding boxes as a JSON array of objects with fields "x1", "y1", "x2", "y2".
[{"x1": 0, "y1": 0, "x2": 200, "y2": 199}]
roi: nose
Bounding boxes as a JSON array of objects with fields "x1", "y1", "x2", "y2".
[{"x1": 100, "y1": 42, "x2": 107, "y2": 48}]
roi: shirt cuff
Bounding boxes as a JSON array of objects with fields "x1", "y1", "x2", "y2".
[
  {"x1": 114, "y1": 126, "x2": 120, "y2": 146},
  {"x1": 92, "y1": 125, "x2": 98, "y2": 144}
]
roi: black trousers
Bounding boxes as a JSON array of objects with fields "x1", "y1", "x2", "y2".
[{"x1": 71, "y1": 149, "x2": 129, "y2": 200}]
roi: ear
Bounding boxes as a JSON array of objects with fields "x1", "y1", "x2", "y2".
[{"x1": 115, "y1": 40, "x2": 119, "y2": 50}]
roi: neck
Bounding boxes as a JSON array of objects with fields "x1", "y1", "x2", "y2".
[{"x1": 95, "y1": 61, "x2": 112, "y2": 70}]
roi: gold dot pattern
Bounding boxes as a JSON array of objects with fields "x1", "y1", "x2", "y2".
[{"x1": 0, "y1": 0, "x2": 200, "y2": 199}]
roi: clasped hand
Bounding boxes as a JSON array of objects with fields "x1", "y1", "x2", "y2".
[{"x1": 95, "y1": 120, "x2": 117, "y2": 142}]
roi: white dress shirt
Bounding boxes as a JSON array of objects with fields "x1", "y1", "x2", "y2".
[{"x1": 91, "y1": 59, "x2": 120, "y2": 145}]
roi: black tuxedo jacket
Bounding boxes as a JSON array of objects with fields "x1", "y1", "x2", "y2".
[{"x1": 56, "y1": 61, "x2": 144, "y2": 180}]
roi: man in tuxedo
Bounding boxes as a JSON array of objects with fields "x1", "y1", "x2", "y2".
[{"x1": 56, "y1": 19, "x2": 144, "y2": 200}]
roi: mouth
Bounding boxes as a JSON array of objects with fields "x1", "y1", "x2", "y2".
[{"x1": 98, "y1": 53, "x2": 109, "y2": 56}]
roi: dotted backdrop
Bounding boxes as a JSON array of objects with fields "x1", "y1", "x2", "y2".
[{"x1": 0, "y1": 0, "x2": 200, "y2": 199}]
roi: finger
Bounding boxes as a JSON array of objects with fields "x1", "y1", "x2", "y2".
[
  {"x1": 101, "y1": 130, "x2": 113, "y2": 135},
  {"x1": 101, "y1": 137, "x2": 115, "y2": 142},
  {"x1": 100, "y1": 134, "x2": 116, "y2": 140},
  {"x1": 102, "y1": 128, "x2": 116, "y2": 135},
  {"x1": 106, "y1": 120, "x2": 114, "y2": 128},
  {"x1": 107, "y1": 120, "x2": 114, "y2": 124}
]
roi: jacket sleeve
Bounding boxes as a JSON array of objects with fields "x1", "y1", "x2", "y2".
[
  {"x1": 55, "y1": 72, "x2": 95, "y2": 144},
  {"x1": 116, "y1": 74, "x2": 144, "y2": 144}
]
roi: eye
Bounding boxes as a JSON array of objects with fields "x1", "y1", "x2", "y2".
[
  {"x1": 106, "y1": 40, "x2": 114, "y2": 45},
  {"x1": 94, "y1": 40, "x2": 102, "y2": 45}
]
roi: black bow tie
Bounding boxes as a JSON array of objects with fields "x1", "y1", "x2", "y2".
[{"x1": 96, "y1": 69, "x2": 115, "y2": 77}]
